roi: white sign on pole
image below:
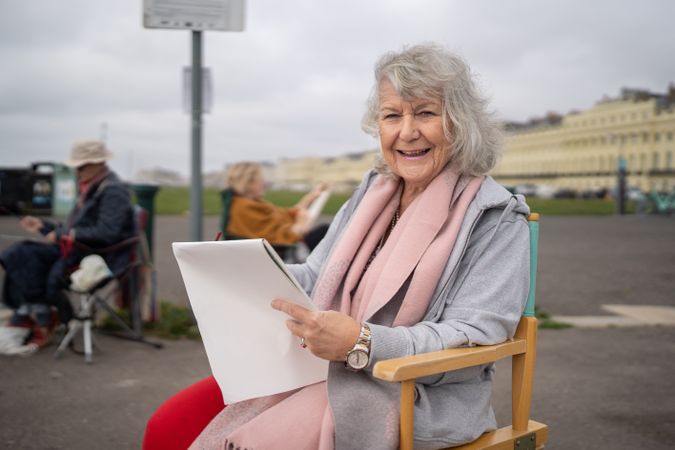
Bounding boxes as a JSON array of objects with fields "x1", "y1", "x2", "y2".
[
  {"x1": 182, "y1": 67, "x2": 213, "y2": 114},
  {"x1": 143, "y1": 0, "x2": 245, "y2": 32}
]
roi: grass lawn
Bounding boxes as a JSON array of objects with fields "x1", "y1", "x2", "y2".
[
  {"x1": 150, "y1": 186, "x2": 635, "y2": 217},
  {"x1": 152, "y1": 187, "x2": 352, "y2": 216},
  {"x1": 527, "y1": 198, "x2": 635, "y2": 215}
]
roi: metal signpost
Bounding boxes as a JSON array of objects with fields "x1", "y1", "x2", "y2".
[
  {"x1": 143, "y1": 0, "x2": 245, "y2": 241},
  {"x1": 617, "y1": 156, "x2": 627, "y2": 215}
]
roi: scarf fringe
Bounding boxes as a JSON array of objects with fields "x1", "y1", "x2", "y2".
[{"x1": 224, "y1": 439, "x2": 249, "y2": 450}]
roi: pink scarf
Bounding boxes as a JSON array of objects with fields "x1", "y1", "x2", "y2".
[{"x1": 191, "y1": 165, "x2": 483, "y2": 450}]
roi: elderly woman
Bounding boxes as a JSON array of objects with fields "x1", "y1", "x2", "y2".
[
  {"x1": 144, "y1": 43, "x2": 530, "y2": 450},
  {"x1": 224, "y1": 161, "x2": 329, "y2": 252}
]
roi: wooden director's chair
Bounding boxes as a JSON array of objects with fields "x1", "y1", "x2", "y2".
[{"x1": 373, "y1": 213, "x2": 548, "y2": 450}]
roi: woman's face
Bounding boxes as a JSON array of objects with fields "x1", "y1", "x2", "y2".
[
  {"x1": 246, "y1": 169, "x2": 265, "y2": 199},
  {"x1": 377, "y1": 80, "x2": 451, "y2": 189}
]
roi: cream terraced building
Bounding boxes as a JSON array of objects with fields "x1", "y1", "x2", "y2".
[
  {"x1": 275, "y1": 151, "x2": 378, "y2": 192},
  {"x1": 492, "y1": 86, "x2": 675, "y2": 193}
]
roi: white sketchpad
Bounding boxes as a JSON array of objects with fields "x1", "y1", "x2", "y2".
[{"x1": 172, "y1": 239, "x2": 328, "y2": 403}]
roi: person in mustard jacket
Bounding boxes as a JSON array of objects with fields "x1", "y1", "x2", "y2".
[{"x1": 225, "y1": 162, "x2": 329, "y2": 251}]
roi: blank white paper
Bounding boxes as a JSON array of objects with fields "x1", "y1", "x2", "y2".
[{"x1": 172, "y1": 239, "x2": 328, "y2": 403}]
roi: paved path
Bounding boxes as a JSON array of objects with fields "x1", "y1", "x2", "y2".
[{"x1": 1, "y1": 214, "x2": 675, "y2": 449}]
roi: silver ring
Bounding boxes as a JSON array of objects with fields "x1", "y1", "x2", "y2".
[{"x1": 300, "y1": 337, "x2": 307, "y2": 348}]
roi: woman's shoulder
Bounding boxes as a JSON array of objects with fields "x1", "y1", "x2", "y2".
[
  {"x1": 230, "y1": 196, "x2": 279, "y2": 216},
  {"x1": 467, "y1": 176, "x2": 530, "y2": 242},
  {"x1": 475, "y1": 176, "x2": 530, "y2": 216},
  {"x1": 92, "y1": 172, "x2": 130, "y2": 201}
]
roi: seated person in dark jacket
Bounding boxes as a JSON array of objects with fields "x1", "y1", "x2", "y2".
[{"x1": 0, "y1": 140, "x2": 136, "y2": 351}]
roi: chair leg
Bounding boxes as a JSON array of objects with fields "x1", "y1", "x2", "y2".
[
  {"x1": 57, "y1": 282, "x2": 164, "y2": 362},
  {"x1": 55, "y1": 293, "x2": 98, "y2": 362},
  {"x1": 55, "y1": 320, "x2": 81, "y2": 359},
  {"x1": 83, "y1": 319, "x2": 93, "y2": 364},
  {"x1": 399, "y1": 380, "x2": 416, "y2": 450},
  {"x1": 95, "y1": 295, "x2": 163, "y2": 349},
  {"x1": 512, "y1": 317, "x2": 538, "y2": 431}
]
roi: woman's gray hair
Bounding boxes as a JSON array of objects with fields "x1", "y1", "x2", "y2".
[
  {"x1": 362, "y1": 43, "x2": 502, "y2": 176},
  {"x1": 225, "y1": 162, "x2": 262, "y2": 196}
]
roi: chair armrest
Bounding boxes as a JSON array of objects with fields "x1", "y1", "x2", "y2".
[
  {"x1": 74, "y1": 236, "x2": 140, "y2": 254},
  {"x1": 372, "y1": 338, "x2": 527, "y2": 382}
]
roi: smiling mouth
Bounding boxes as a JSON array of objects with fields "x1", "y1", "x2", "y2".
[{"x1": 397, "y1": 148, "x2": 431, "y2": 158}]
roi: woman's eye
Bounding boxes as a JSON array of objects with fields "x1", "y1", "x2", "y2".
[
  {"x1": 417, "y1": 110, "x2": 435, "y2": 117},
  {"x1": 382, "y1": 113, "x2": 400, "y2": 120}
]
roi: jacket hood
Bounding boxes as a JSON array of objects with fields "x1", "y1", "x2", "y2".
[{"x1": 475, "y1": 176, "x2": 530, "y2": 216}]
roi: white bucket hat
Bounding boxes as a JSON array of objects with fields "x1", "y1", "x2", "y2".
[
  {"x1": 65, "y1": 140, "x2": 113, "y2": 168},
  {"x1": 70, "y1": 254, "x2": 113, "y2": 292}
]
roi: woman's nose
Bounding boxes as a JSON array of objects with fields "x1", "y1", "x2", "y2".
[{"x1": 399, "y1": 114, "x2": 420, "y2": 141}]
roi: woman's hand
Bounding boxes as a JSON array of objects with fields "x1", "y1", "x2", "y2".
[
  {"x1": 271, "y1": 299, "x2": 360, "y2": 361},
  {"x1": 290, "y1": 209, "x2": 310, "y2": 236},
  {"x1": 19, "y1": 216, "x2": 43, "y2": 234},
  {"x1": 294, "y1": 182, "x2": 329, "y2": 210}
]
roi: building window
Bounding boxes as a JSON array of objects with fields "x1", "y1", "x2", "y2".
[
  {"x1": 666, "y1": 151, "x2": 673, "y2": 169},
  {"x1": 655, "y1": 132, "x2": 661, "y2": 142},
  {"x1": 643, "y1": 132, "x2": 649, "y2": 143},
  {"x1": 652, "y1": 152, "x2": 660, "y2": 170}
]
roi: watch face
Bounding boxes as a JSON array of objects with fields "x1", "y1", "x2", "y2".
[{"x1": 347, "y1": 349, "x2": 369, "y2": 370}]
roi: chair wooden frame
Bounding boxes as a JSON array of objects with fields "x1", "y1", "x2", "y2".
[{"x1": 373, "y1": 213, "x2": 548, "y2": 450}]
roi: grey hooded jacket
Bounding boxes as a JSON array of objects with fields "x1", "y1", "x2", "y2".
[{"x1": 288, "y1": 170, "x2": 531, "y2": 450}]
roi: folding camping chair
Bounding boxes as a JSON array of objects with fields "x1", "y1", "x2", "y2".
[
  {"x1": 55, "y1": 206, "x2": 163, "y2": 364},
  {"x1": 373, "y1": 213, "x2": 549, "y2": 450}
]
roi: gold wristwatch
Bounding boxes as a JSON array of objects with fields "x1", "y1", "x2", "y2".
[{"x1": 345, "y1": 323, "x2": 372, "y2": 371}]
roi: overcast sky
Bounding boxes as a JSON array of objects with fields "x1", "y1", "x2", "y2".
[{"x1": 1, "y1": 0, "x2": 674, "y2": 180}]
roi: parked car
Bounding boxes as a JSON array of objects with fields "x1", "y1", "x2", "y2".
[
  {"x1": 553, "y1": 188, "x2": 577, "y2": 199},
  {"x1": 607, "y1": 186, "x2": 644, "y2": 201},
  {"x1": 535, "y1": 185, "x2": 556, "y2": 199},
  {"x1": 514, "y1": 184, "x2": 537, "y2": 197}
]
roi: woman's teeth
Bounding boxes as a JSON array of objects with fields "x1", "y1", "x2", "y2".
[{"x1": 398, "y1": 148, "x2": 430, "y2": 157}]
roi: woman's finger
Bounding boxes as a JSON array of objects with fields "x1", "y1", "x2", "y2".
[
  {"x1": 271, "y1": 299, "x2": 312, "y2": 323},
  {"x1": 285, "y1": 319, "x2": 304, "y2": 337}
]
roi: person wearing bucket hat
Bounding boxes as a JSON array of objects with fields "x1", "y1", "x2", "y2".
[
  {"x1": 0, "y1": 139, "x2": 136, "y2": 354},
  {"x1": 65, "y1": 139, "x2": 113, "y2": 168}
]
